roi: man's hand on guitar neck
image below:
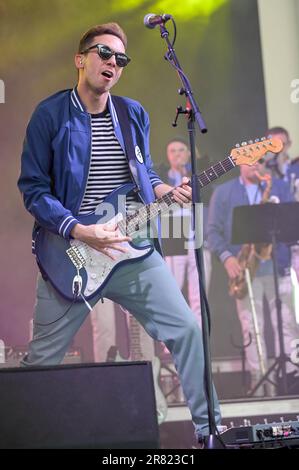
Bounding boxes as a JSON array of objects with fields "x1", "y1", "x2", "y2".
[
  {"x1": 70, "y1": 223, "x2": 132, "y2": 260},
  {"x1": 154, "y1": 176, "x2": 192, "y2": 205}
]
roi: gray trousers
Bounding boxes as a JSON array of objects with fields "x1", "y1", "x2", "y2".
[{"x1": 23, "y1": 249, "x2": 221, "y2": 436}]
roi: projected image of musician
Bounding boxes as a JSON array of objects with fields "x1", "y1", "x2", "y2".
[{"x1": 207, "y1": 157, "x2": 299, "y2": 395}]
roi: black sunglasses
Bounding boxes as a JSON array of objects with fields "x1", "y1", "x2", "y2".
[{"x1": 81, "y1": 44, "x2": 131, "y2": 67}]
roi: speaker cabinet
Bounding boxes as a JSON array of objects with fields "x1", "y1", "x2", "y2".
[{"x1": 0, "y1": 361, "x2": 159, "y2": 449}]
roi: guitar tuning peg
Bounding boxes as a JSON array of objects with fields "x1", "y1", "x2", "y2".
[{"x1": 241, "y1": 141, "x2": 248, "y2": 146}]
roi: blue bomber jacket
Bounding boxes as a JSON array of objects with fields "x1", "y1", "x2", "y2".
[{"x1": 18, "y1": 88, "x2": 163, "y2": 239}]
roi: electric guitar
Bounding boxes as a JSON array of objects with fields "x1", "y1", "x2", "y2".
[{"x1": 35, "y1": 137, "x2": 283, "y2": 301}]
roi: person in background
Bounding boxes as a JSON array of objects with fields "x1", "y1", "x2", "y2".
[
  {"x1": 266, "y1": 127, "x2": 299, "y2": 283},
  {"x1": 157, "y1": 138, "x2": 213, "y2": 327}
]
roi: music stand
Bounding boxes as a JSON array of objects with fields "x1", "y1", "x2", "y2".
[
  {"x1": 160, "y1": 211, "x2": 192, "y2": 256},
  {"x1": 231, "y1": 202, "x2": 299, "y2": 396}
]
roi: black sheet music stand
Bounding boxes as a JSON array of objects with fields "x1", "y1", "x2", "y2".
[
  {"x1": 231, "y1": 202, "x2": 299, "y2": 396},
  {"x1": 160, "y1": 212, "x2": 192, "y2": 256}
]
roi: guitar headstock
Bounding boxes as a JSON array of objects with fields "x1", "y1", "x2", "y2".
[{"x1": 231, "y1": 137, "x2": 283, "y2": 166}]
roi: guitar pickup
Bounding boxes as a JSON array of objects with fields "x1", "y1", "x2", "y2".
[{"x1": 66, "y1": 246, "x2": 86, "y2": 269}]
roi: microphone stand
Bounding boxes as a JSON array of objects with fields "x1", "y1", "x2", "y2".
[{"x1": 158, "y1": 21, "x2": 224, "y2": 449}]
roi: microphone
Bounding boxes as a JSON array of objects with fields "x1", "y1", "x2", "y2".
[{"x1": 143, "y1": 13, "x2": 172, "y2": 29}]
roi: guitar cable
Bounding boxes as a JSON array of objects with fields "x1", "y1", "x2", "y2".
[
  {"x1": 34, "y1": 298, "x2": 77, "y2": 327},
  {"x1": 34, "y1": 281, "x2": 92, "y2": 327}
]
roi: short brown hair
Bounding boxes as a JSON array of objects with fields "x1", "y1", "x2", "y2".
[
  {"x1": 166, "y1": 137, "x2": 189, "y2": 149},
  {"x1": 267, "y1": 126, "x2": 289, "y2": 138},
  {"x1": 78, "y1": 23, "x2": 127, "y2": 53}
]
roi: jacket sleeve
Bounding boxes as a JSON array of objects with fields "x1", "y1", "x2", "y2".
[
  {"x1": 17, "y1": 105, "x2": 78, "y2": 238},
  {"x1": 207, "y1": 186, "x2": 233, "y2": 263}
]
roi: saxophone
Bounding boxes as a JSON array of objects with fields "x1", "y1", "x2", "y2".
[{"x1": 229, "y1": 172, "x2": 273, "y2": 299}]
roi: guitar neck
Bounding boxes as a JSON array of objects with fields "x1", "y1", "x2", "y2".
[
  {"x1": 195, "y1": 155, "x2": 236, "y2": 187},
  {"x1": 129, "y1": 314, "x2": 155, "y2": 362},
  {"x1": 118, "y1": 155, "x2": 236, "y2": 237},
  {"x1": 129, "y1": 314, "x2": 143, "y2": 361}
]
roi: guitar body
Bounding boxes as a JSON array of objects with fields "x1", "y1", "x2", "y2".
[{"x1": 35, "y1": 184, "x2": 154, "y2": 301}]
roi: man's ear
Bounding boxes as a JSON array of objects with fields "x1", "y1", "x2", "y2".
[{"x1": 75, "y1": 54, "x2": 84, "y2": 69}]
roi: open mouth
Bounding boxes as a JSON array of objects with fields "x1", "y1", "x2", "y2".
[{"x1": 102, "y1": 70, "x2": 113, "y2": 79}]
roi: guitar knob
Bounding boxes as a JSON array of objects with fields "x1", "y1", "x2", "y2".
[
  {"x1": 241, "y1": 141, "x2": 248, "y2": 146},
  {"x1": 261, "y1": 136, "x2": 266, "y2": 141},
  {"x1": 248, "y1": 140, "x2": 253, "y2": 145},
  {"x1": 255, "y1": 138, "x2": 260, "y2": 143},
  {"x1": 235, "y1": 143, "x2": 241, "y2": 148}
]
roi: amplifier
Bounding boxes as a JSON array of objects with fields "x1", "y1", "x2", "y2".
[
  {"x1": 0, "y1": 361, "x2": 159, "y2": 448},
  {"x1": 221, "y1": 420, "x2": 299, "y2": 448}
]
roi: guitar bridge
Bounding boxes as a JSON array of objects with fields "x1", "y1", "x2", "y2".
[{"x1": 66, "y1": 246, "x2": 86, "y2": 270}]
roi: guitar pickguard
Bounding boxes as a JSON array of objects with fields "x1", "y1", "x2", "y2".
[{"x1": 68, "y1": 213, "x2": 153, "y2": 298}]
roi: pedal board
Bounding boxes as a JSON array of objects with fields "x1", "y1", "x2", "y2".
[{"x1": 221, "y1": 420, "x2": 299, "y2": 448}]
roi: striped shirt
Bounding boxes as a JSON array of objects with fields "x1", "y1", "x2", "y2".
[{"x1": 79, "y1": 110, "x2": 138, "y2": 214}]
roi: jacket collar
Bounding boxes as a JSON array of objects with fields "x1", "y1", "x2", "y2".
[
  {"x1": 70, "y1": 87, "x2": 125, "y2": 153},
  {"x1": 71, "y1": 87, "x2": 86, "y2": 112}
]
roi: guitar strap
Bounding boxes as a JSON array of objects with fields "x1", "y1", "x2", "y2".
[
  {"x1": 111, "y1": 95, "x2": 140, "y2": 190},
  {"x1": 111, "y1": 95, "x2": 162, "y2": 255}
]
